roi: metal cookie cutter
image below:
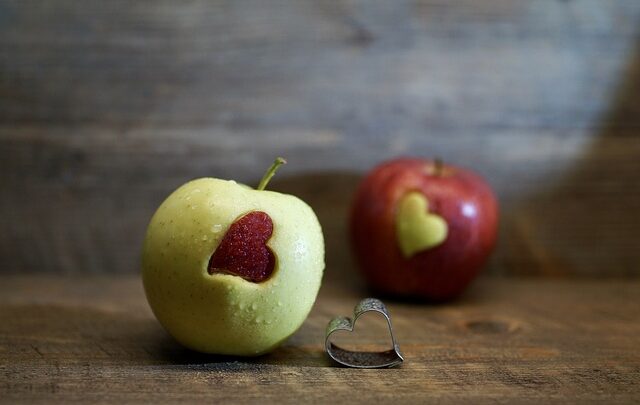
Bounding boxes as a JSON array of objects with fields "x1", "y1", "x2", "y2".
[{"x1": 325, "y1": 298, "x2": 404, "y2": 368}]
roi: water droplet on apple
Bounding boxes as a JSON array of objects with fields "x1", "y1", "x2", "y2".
[
  {"x1": 277, "y1": 301, "x2": 282, "y2": 307},
  {"x1": 202, "y1": 235, "x2": 208, "y2": 241},
  {"x1": 251, "y1": 302, "x2": 258, "y2": 311},
  {"x1": 255, "y1": 316, "x2": 263, "y2": 324},
  {"x1": 186, "y1": 196, "x2": 191, "y2": 201},
  {"x1": 212, "y1": 224, "x2": 222, "y2": 233},
  {"x1": 238, "y1": 302, "x2": 246, "y2": 310}
]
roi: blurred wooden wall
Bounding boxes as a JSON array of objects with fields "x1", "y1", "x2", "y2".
[{"x1": 1, "y1": 0, "x2": 639, "y2": 276}]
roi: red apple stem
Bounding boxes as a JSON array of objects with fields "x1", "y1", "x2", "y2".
[
  {"x1": 257, "y1": 157, "x2": 287, "y2": 191},
  {"x1": 434, "y1": 158, "x2": 444, "y2": 176}
]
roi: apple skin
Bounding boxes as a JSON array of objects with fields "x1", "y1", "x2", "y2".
[
  {"x1": 142, "y1": 178, "x2": 324, "y2": 356},
  {"x1": 350, "y1": 157, "x2": 498, "y2": 301}
]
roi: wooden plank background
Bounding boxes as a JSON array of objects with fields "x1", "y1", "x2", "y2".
[{"x1": 0, "y1": 0, "x2": 639, "y2": 276}]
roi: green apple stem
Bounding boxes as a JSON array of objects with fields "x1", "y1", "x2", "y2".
[{"x1": 257, "y1": 157, "x2": 287, "y2": 190}]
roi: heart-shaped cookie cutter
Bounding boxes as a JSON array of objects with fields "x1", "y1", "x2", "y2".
[{"x1": 325, "y1": 298, "x2": 404, "y2": 368}]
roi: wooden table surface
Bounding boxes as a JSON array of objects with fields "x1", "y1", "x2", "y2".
[{"x1": 1, "y1": 274, "x2": 639, "y2": 404}]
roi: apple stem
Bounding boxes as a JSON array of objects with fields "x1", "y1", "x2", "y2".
[
  {"x1": 257, "y1": 157, "x2": 287, "y2": 191},
  {"x1": 434, "y1": 158, "x2": 444, "y2": 176}
]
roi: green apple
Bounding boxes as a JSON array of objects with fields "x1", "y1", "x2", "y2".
[{"x1": 142, "y1": 158, "x2": 325, "y2": 356}]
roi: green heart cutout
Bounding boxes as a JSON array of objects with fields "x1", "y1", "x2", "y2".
[{"x1": 395, "y1": 192, "x2": 448, "y2": 258}]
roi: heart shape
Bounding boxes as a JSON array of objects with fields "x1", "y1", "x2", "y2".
[
  {"x1": 325, "y1": 298, "x2": 404, "y2": 368},
  {"x1": 395, "y1": 191, "x2": 448, "y2": 258},
  {"x1": 208, "y1": 211, "x2": 275, "y2": 283}
]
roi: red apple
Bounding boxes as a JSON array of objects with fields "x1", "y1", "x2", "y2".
[{"x1": 350, "y1": 157, "x2": 498, "y2": 301}]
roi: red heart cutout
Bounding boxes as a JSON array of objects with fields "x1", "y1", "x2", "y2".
[{"x1": 208, "y1": 211, "x2": 275, "y2": 283}]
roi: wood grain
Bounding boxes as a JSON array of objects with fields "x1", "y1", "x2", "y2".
[
  {"x1": 0, "y1": 274, "x2": 639, "y2": 403},
  {"x1": 0, "y1": 0, "x2": 640, "y2": 275}
]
